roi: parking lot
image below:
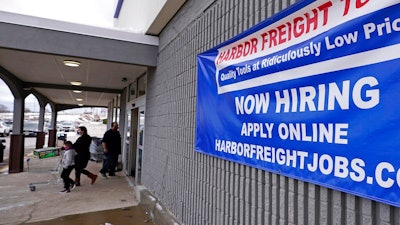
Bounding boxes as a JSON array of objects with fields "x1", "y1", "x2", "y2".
[{"x1": 0, "y1": 122, "x2": 107, "y2": 173}]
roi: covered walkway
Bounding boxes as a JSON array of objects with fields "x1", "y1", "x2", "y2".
[
  {"x1": 0, "y1": 156, "x2": 152, "y2": 225},
  {"x1": 0, "y1": 122, "x2": 155, "y2": 225}
]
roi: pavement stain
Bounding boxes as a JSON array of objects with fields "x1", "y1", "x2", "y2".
[{"x1": 20, "y1": 206, "x2": 153, "y2": 225}]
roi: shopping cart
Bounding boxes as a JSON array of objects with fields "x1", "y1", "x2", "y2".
[
  {"x1": 89, "y1": 137, "x2": 104, "y2": 162},
  {"x1": 26, "y1": 149, "x2": 64, "y2": 191}
]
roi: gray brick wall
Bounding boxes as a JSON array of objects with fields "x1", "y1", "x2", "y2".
[{"x1": 143, "y1": 0, "x2": 400, "y2": 224}]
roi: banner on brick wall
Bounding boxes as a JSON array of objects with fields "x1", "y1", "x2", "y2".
[{"x1": 196, "y1": 0, "x2": 400, "y2": 207}]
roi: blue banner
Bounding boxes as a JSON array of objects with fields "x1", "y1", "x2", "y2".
[{"x1": 196, "y1": 0, "x2": 400, "y2": 207}]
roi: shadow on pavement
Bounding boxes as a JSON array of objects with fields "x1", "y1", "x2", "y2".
[{"x1": 21, "y1": 206, "x2": 153, "y2": 225}]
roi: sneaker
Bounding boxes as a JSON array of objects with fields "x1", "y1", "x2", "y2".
[
  {"x1": 99, "y1": 172, "x2": 108, "y2": 179},
  {"x1": 70, "y1": 182, "x2": 76, "y2": 191},
  {"x1": 59, "y1": 189, "x2": 70, "y2": 193}
]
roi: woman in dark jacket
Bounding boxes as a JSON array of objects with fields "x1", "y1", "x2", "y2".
[{"x1": 73, "y1": 126, "x2": 97, "y2": 186}]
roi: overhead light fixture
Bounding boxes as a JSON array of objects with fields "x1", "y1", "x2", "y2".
[
  {"x1": 63, "y1": 60, "x2": 80, "y2": 67},
  {"x1": 73, "y1": 90, "x2": 82, "y2": 93},
  {"x1": 78, "y1": 104, "x2": 84, "y2": 106},
  {"x1": 70, "y1": 81, "x2": 82, "y2": 86},
  {"x1": 76, "y1": 98, "x2": 83, "y2": 101}
]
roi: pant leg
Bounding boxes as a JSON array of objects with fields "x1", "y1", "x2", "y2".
[
  {"x1": 108, "y1": 154, "x2": 118, "y2": 175},
  {"x1": 76, "y1": 157, "x2": 91, "y2": 177},
  {"x1": 100, "y1": 154, "x2": 111, "y2": 174},
  {"x1": 61, "y1": 168, "x2": 68, "y2": 188},
  {"x1": 74, "y1": 162, "x2": 83, "y2": 180},
  {"x1": 67, "y1": 166, "x2": 75, "y2": 187},
  {"x1": 61, "y1": 166, "x2": 74, "y2": 189},
  {"x1": 82, "y1": 169, "x2": 91, "y2": 176},
  {"x1": 81, "y1": 158, "x2": 89, "y2": 168}
]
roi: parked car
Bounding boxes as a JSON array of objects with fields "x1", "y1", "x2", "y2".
[
  {"x1": 23, "y1": 122, "x2": 39, "y2": 137},
  {"x1": 59, "y1": 121, "x2": 78, "y2": 132},
  {"x1": 3, "y1": 121, "x2": 13, "y2": 133},
  {"x1": 0, "y1": 122, "x2": 11, "y2": 137},
  {"x1": 43, "y1": 122, "x2": 55, "y2": 134}
]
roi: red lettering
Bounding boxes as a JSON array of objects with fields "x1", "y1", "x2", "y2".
[
  {"x1": 236, "y1": 44, "x2": 243, "y2": 58},
  {"x1": 268, "y1": 29, "x2": 278, "y2": 48},
  {"x1": 216, "y1": 51, "x2": 226, "y2": 65},
  {"x1": 229, "y1": 47, "x2": 238, "y2": 60},
  {"x1": 286, "y1": 22, "x2": 292, "y2": 42},
  {"x1": 242, "y1": 38, "x2": 258, "y2": 56},
  {"x1": 223, "y1": 49, "x2": 230, "y2": 62},
  {"x1": 277, "y1": 24, "x2": 287, "y2": 44},
  {"x1": 250, "y1": 38, "x2": 258, "y2": 54},
  {"x1": 305, "y1": 9, "x2": 318, "y2": 33},
  {"x1": 356, "y1": 0, "x2": 369, "y2": 8},
  {"x1": 243, "y1": 42, "x2": 250, "y2": 56},
  {"x1": 216, "y1": 0, "x2": 335, "y2": 65},
  {"x1": 341, "y1": 0, "x2": 369, "y2": 16},
  {"x1": 318, "y1": 1, "x2": 333, "y2": 25},
  {"x1": 341, "y1": 0, "x2": 350, "y2": 16},
  {"x1": 293, "y1": 17, "x2": 304, "y2": 38},
  {"x1": 260, "y1": 33, "x2": 269, "y2": 51}
]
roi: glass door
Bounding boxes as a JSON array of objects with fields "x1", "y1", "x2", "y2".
[
  {"x1": 124, "y1": 110, "x2": 131, "y2": 176},
  {"x1": 128, "y1": 108, "x2": 138, "y2": 178},
  {"x1": 135, "y1": 108, "x2": 145, "y2": 185},
  {"x1": 124, "y1": 105, "x2": 144, "y2": 185}
]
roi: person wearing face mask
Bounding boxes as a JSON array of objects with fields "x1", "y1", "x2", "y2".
[
  {"x1": 59, "y1": 141, "x2": 77, "y2": 193},
  {"x1": 73, "y1": 126, "x2": 98, "y2": 186},
  {"x1": 99, "y1": 122, "x2": 121, "y2": 179}
]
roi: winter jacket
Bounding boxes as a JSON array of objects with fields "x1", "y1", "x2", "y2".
[
  {"x1": 61, "y1": 149, "x2": 77, "y2": 169},
  {"x1": 73, "y1": 134, "x2": 92, "y2": 161}
]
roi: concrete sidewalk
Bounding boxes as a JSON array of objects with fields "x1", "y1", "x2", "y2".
[
  {"x1": 21, "y1": 207, "x2": 151, "y2": 225},
  {"x1": 0, "y1": 155, "x2": 152, "y2": 225}
]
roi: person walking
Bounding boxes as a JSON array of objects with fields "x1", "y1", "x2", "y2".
[
  {"x1": 73, "y1": 126, "x2": 98, "y2": 186},
  {"x1": 60, "y1": 141, "x2": 77, "y2": 193},
  {"x1": 99, "y1": 122, "x2": 121, "y2": 179}
]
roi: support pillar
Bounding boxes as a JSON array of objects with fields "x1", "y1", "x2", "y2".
[
  {"x1": 36, "y1": 131, "x2": 45, "y2": 149},
  {"x1": 9, "y1": 134, "x2": 24, "y2": 173},
  {"x1": 48, "y1": 129, "x2": 56, "y2": 147}
]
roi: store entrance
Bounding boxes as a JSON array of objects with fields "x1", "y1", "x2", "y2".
[{"x1": 124, "y1": 105, "x2": 144, "y2": 185}]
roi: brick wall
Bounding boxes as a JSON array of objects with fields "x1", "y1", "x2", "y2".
[{"x1": 142, "y1": 0, "x2": 400, "y2": 224}]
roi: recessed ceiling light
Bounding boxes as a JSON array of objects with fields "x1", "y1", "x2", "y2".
[
  {"x1": 76, "y1": 98, "x2": 83, "y2": 101},
  {"x1": 73, "y1": 90, "x2": 82, "y2": 93},
  {"x1": 70, "y1": 81, "x2": 82, "y2": 86},
  {"x1": 63, "y1": 60, "x2": 80, "y2": 67},
  {"x1": 78, "y1": 104, "x2": 84, "y2": 106}
]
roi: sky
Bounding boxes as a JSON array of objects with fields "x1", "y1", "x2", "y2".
[
  {"x1": 0, "y1": 0, "x2": 117, "y2": 27},
  {"x1": 0, "y1": 79, "x2": 54, "y2": 112},
  {"x1": 0, "y1": 0, "x2": 117, "y2": 112},
  {"x1": 0, "y1": 79, "x2": 14, "y2": 111}
]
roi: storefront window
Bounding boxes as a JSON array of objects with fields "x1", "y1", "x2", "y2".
[
  {"x1": 137, "y1": 75, "x2": 146, "y2": 97},
  {"x1": 113, "y1": 95, "x2": 120, "y2": 124},
  {"x1": 129, "y1": 82, "x2": 137, "y2": 101}
]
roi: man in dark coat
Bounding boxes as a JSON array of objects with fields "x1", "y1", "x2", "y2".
[
  {"x1": 99, "y1": 122, "x2": 121, "y2": 179},
  {"x1": 73, "y1": 126, "x2": 97, "y2": 185}
]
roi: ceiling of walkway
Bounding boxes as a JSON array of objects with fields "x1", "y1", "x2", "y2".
[
  {"x1": 0, "y1": 0, "x2": 187, "y2": 110},
  {"x1": 0, "y1": 47, "x2": 147, "y2": 108},
  {"x1": 0, "y1": 18, "x2": 157, "y2": 109}
]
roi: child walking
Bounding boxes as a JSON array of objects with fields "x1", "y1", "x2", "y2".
[{"x1": 60, "y1": 141, "x2": 77, "y2": 193}]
